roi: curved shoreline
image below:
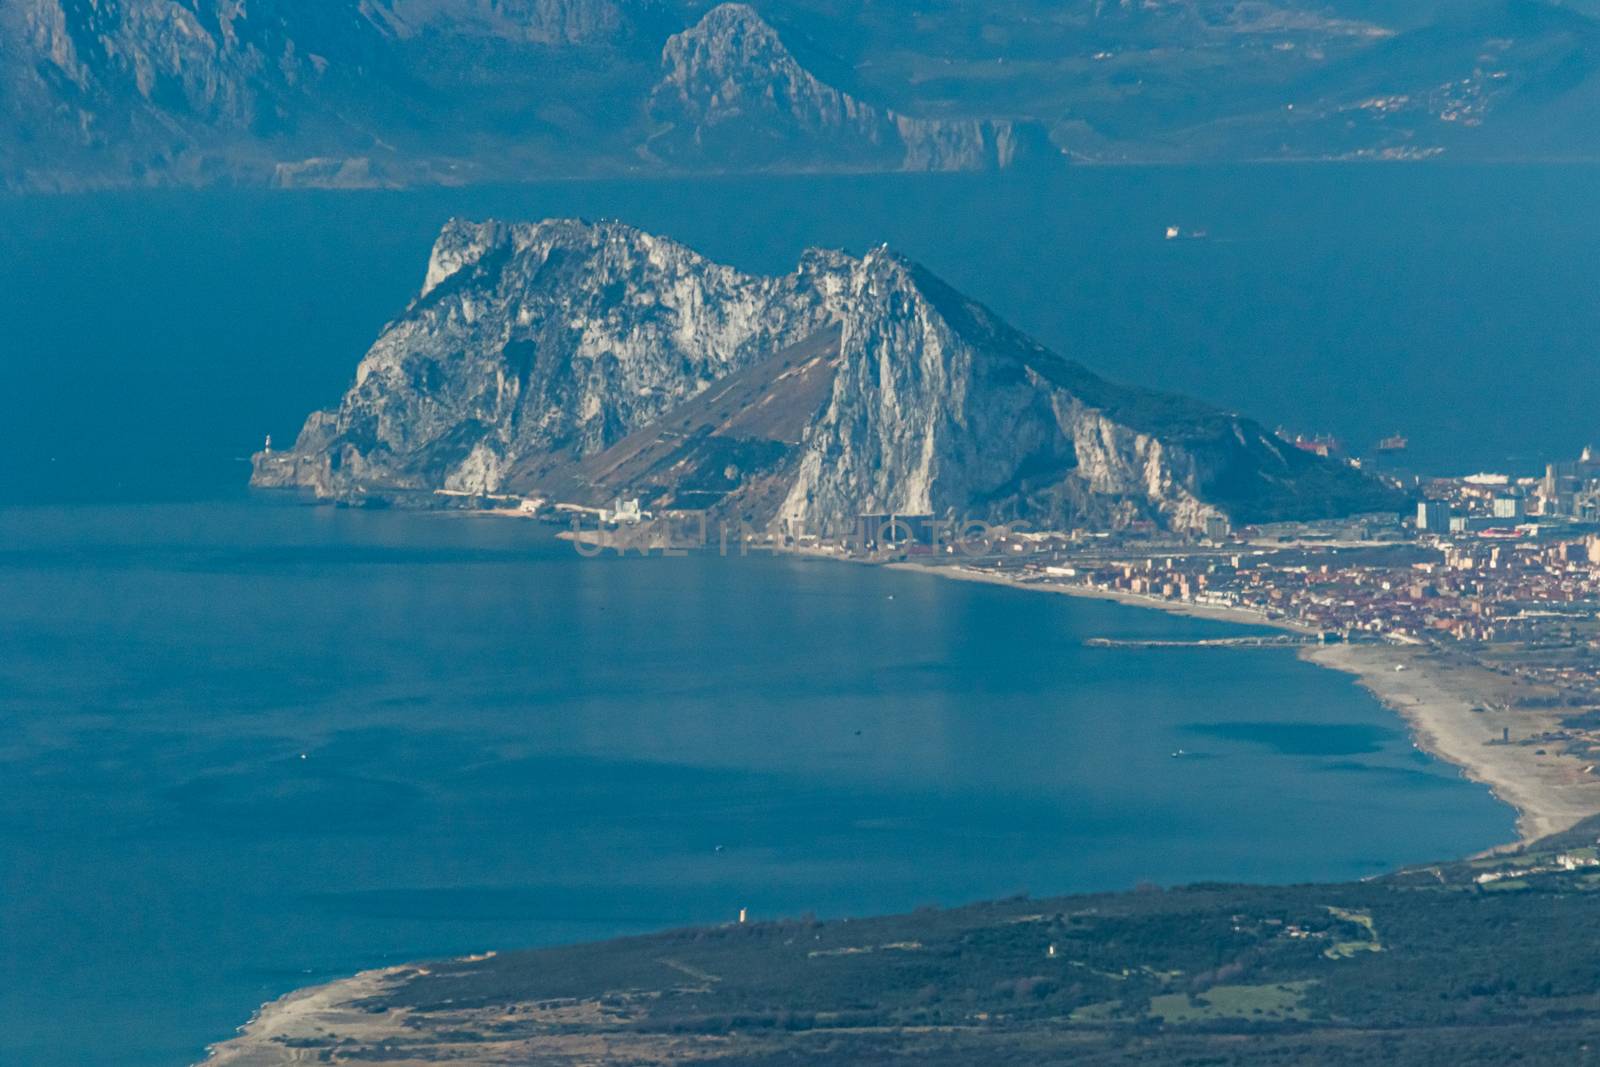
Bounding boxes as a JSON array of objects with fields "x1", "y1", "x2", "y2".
[
  {"x1": 530, "y1": 534, "x2": 1600, "y2": 845},
  {"x1": 197, "y1": 550, "x2": 1600, "y2": 1065},
  {"x1": 890, "y1": 561, "x2": 1600, "y2": 847},
  {"x1": 1303, "y1": 642, "x2": 1600, "y2": 848},
  {"x1": 202, "y1": 966, "x2": 423, "y2": 1066}
]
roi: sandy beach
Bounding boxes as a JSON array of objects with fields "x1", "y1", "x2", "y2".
[
  {"x1": 196, "y1": 545, "x2": 1600, "y2": 1067},
  {"x1": 894, "y1": 561, "x2": 1600, "y2": 847},
  {"x1": 537, "y1": 525, "x2": 1600, "y2": 846},
  {"x1": 1305, "y1": 643, "x2": 1600, "y2": 846},
  {"x1": 202, "y1": 965, "x2": 422, "y2": 1066}
]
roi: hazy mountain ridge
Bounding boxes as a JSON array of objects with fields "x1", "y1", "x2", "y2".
[
  {"x1": 2, "y1": 0, "x2": 1035, "y2": 190},
  {"x1": 2, "y1": 0, "x2": 424, "y2": 188},
  {"x1": 646, "y1": 3, "x2": 1026, "y2": 171},
  {"x1": 382, "y1": 0, "x2": 629, "y2": 45},
  {"x1": 9, "y1": 0, "x2": 1600, "y2": 190},
  {"x1": 253, "y1": 218, "x2": 1397, "y2": 533}
]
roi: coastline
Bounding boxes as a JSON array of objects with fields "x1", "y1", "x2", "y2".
[
  {"x1": 1304, "y1": 642, "x2": 1600, "y2": 848},
  {"x1": 885, "y1": 561, "x2": 1314, "y2": 634},
  {"x1": 889, "y1": 559, "x2": 1600, "y2": 847},
  {"x1": 203, "y1": 965, "x2": 424, "y2": 1066},
  {"x1": 458, "y1": 510, "x2": 1600, "y2": 846},
  {"x1": 498, "y1": 514, "x2": 1600, "y2": 848},
  {"x1": 193, "y1": 534, "x2": 1600, "y2": 1065}
]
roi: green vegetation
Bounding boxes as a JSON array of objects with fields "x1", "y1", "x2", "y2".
[
  {"x1": 1151, "y1": 980, "x2": 1315, "y2": 1024},
  {"x1": 1074, "y1": 980, "x2": 1315, "y2": 1025},
  {"x1": 284, "y1": 816, "x2": 1600, "y2": 1064}
]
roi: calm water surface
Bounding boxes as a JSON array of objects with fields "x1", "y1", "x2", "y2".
[
  {"x1": 0, "y1": 166, "x2": 1568, "y2": 1062},
  {"x1": 0, "y1": 499, "x2": 1512, "y2": 1065}
]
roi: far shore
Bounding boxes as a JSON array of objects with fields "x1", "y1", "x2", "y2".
[
  {"x1": 886, "y1": 561, "x2": 1315, "y2": 634},
  {"x1": 889, "y1": 559, "x2": 1600, "y2": 848}
]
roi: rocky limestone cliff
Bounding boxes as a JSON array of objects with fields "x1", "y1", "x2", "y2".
[
  {"x1": 255, "y1": 217, "x2": 1399, "y2": 534},
  {"x1": 1, "y1": 0, "x2": 1037, "y2": 190},
  {"x1": 770, "y1": 252, "x2": 1384, "y2": 535},
  {"x1": 2, "y1": 0, "x2": 401, "y2": 188},
  {"x1": 255, "y1": 218, "x2": 844, "y2": 496},
  {"x1": 646, "y1": 3, "x2": 1024, "y2": 172}
]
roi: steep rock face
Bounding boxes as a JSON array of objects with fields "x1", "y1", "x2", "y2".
[
  {"x1": 10, "y1": 0, "x2": 377, "y2": 128},
  {"x1": 773, "y1": 255, "x2": 1375, "y2": 535},
  {"x1": 257, "y1": 216, "x2": 1399, "y2": 533},
  {"x1": 646, "y1": 3, "x2": 1022, "y2": 171},
  {"x1": 258, "y1": 218, "x2": 843, "y2": 495},
  {"x1": 776, "y1": 250, "x2": 1070, "y2": 528},
  {"x1": 2, "y1": 0, "x2": 398, "y2": 187}
]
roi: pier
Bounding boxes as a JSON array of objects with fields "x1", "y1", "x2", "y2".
[{"x1": 1085, "y1": 635, "x2": 1317, "y2": 649}]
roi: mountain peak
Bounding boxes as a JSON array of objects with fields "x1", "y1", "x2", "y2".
[
  {"x1": 647, "y1": 2, "x2": 1026, "y2": 172},
  {"x1": 256, "y1": 220, "x2": 1399, "y2": 531},
  {"x1": 420, "y1": 216, "x2": 705, "y2": 298},
  {"x1": 693, "y1": 3, "x2": 780, "y2": 38},
  {"x1": 421, "y1": 218, "x2": 507, "y2": 298}
]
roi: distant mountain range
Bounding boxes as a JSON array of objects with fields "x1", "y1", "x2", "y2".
[
  {"x1": 7, "y1": 0, "x2": 1600, "y2": 191},
  {"x1": 252, "y1": 217, "x2": 1398, "y2": 532}
]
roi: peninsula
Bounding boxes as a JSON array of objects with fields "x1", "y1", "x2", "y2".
[{"x1": 252, "y1": 216, "x2": 1394, "y2": 533}]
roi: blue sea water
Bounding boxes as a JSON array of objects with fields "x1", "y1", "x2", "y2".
[
  {"x1": 0, "y1": 165, "x2": 1572, "y2": 1063},
  {"x1": 0, "y1": 499, "x2": 1511, "y2": 1065}
]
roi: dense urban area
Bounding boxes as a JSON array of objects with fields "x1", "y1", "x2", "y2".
[{"x1": 931, "y1": 443, "x2": 1600, "y2": 651}]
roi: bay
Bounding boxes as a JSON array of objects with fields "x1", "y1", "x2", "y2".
[{"x1": 0, "y1": 499, "x2": 1511, "y2": 1065}]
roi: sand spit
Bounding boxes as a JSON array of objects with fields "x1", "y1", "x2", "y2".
[{"x1": 197, "y1": 960, "x2": 727, "y2": 1066}]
